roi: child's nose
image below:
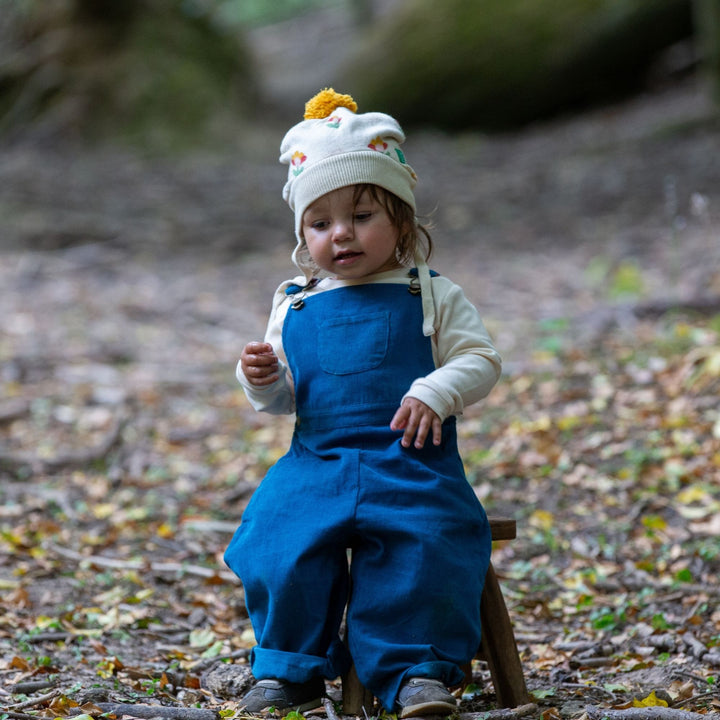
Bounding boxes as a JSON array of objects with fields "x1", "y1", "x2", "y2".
[{"x1": 331, "y1": 219, "x2": 353, "y2": 242}]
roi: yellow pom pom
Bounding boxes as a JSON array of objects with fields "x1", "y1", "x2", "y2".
[{"x1": 304, "y1": 88, "x2": 358, "y2": 120}]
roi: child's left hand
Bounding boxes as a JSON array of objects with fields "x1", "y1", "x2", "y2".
[{"x1": 390, "y1": 398, "x2": 442, "y2": 449}]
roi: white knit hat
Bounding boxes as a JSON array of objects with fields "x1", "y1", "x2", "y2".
[
  {"x1": 279, "y1": 89, "x2": 417, "y2": 278},
  {"x1": 279, "y1": 90, "x2": 436, "y2": 336}
]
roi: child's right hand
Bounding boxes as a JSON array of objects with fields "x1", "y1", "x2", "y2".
[{"x1": 241, "y1": 342, "x2": 280, "y2": 387}]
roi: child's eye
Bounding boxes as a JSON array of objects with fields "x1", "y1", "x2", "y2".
[
  {"x1": 355, "y1": 211, "x2": 372, "y2": 222},
  {"x1": 310, "y1": 220, "x2": 329, "y2": 230}
]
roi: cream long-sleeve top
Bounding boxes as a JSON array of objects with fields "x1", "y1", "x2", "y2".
[{"x1": 237, "y1": 268, "x2": 502, "y2": 422}]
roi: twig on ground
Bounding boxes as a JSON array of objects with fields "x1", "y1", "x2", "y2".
[
  {"x1": 9, "y1": 679, "x2": 58, "y2": 694},
  {"x1": 0, "y1": 397, "x2": 30, "y2": 423},
  {"x1": 633, "y1": 296, "x2": 720, "y2": 318},
  {"x1": 458, "y1": 702, "x2": 539, "y2": 719},
  {"x1": 323, "y1": 697, "x2": 342, "y2": 720},
  {"x1": 682, "y1": 632, "x2": 708, "y2": 660},
  {"x1": 559, "y1": 682, "x2": 620, "y2": 699},
  {"x1": 569, "y1": 656, "x2": 616, "y2": 669},
  {"x1": 7, "y1": 688, "x2": 60, "y2": 710},
  {"x1": 0, "y1": 413, "x2": 125, "y2": 477},
  {"x1": 71, "y1": 703, "x2": 219, "y2": 720},
  {"x1": 189, "y1": 648, "x2": 250, "y2": 671},
  {"x1": 23, "y1": 631, "x2": 74, "y2": 644},
  {"x1": 671, "y1": 689, "x2": 720, "y2": 709},
  {"x1": 47, "y1": 543, "x2": 235, "y2": 580},
  {"x1": 585, "y1": 706, "x2": 720, "y2": 720}
]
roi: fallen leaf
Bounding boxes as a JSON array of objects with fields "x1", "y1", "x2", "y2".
[{"x1": 633, "y1": 691, "x2": 669, "y2": 707}]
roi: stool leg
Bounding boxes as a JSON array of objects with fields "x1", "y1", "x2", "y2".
[
  {"x1": 479, "y1": 562, "x2": 529, "y2": 708},
  {"x1": 342, "y1": 662, "x2": 374, "y2": 716},
  {"x1": 341, "y1": 612, "x2": 374, "y2": 716}
]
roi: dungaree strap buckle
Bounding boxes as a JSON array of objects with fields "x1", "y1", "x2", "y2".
[
  {"x1": 286, "y1": 278, "x2": 319, "y2": 310},
  {"x1": 408, "y1": 267, "x2": 439, "y2": 296}
]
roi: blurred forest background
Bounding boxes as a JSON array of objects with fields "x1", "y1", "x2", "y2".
[
  {"x1": 1, "y1": 0, "x2": 719, "y2": 361},
  {"x1": 1, "y1": 0, "x2": 719, "y2": 147},
  {"x1": 2, "y1": 2, "x2": 720, "y2": 718}
]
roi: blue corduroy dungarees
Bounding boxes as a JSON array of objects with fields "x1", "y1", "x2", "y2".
[{"x1": 225, "y1": 281, "x2": 491, "y2": 711}]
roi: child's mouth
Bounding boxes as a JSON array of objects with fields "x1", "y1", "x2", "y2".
[{"x1": 335, "y1": 251, "x2": 362, "y2": 263}]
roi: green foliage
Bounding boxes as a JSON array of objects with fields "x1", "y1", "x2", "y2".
[
  {"x1": 591, "y1": 604, "x2": 627, "y2": 630},
  {"x1": 340, "y1": 0, "x2": 693, "y2": 130},
  {"x1": 609, "y1": 261, "x2": 645, "y2": 298},
  {"x1": 537, "y1": 317, "x2": 571, "y2": 354},
  {"x1": 0, "y1": 0, "x2": 257, "y2": 150},
  {"x1": 89, "y1": 4, "x2": 254, "y2": 149},
  {"x1": 284, "y1": 712, "x2": 307, "y2": 720},
  {"x1": 213, "y1": 0, "x2": 338, "y2": 27}
]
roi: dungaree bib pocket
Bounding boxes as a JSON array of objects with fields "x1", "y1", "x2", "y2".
[{"x1": 318, "y1": 311, "x2": 389, "y2": 375}]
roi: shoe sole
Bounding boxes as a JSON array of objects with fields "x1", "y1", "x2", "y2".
[
  {"x1": 291, "y1": 697, "x2": 324, "y2": 714},
  {"x1": 243, "y1": 697, "x2": 323, "y2": 715},
  {"x1": 399, "y1": 699, "x2": 457, "y2": 718}
]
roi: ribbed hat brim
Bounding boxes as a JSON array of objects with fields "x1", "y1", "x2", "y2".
[{"x1": 286, "y1": 151, "x2": 417, "y2": 236}]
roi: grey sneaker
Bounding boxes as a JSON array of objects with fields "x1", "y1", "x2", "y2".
[
  {"x1": 241, "y1": 677, "x2": 325, "y2": 714},
  {"x1": 397, "y1": 677, "x2": 457, "y2": 718}
]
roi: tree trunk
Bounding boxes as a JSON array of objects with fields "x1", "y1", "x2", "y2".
[
  {"x1": 0, "y1": 0, "x2": 254, "y2": 146},
  {"x1": 694, "y1": 0, "x2": 720, "y2": 104}
]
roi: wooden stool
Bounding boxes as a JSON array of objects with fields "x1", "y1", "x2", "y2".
[{"x1": 342, "y1": 516, "x2": 528, "y2": 714}]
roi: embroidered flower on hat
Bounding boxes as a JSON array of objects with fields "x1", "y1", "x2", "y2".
[
  {"x1": 291, "y1": 150, "x2": 307, "y2": 176},
  {"x1": 368, "y1": 136, "x2": 388, "y2": 153},
  {"x1": 326, "y1": 115, "x2": 343, "y2": 128}
]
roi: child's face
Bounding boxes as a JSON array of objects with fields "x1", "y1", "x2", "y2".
[{"x1": 302, "y1": 186, "x2": 401, "y2": 279}]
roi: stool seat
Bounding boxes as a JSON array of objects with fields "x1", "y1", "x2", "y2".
[{"x1": 342, "y1": 515, "x2": 528, "y2": 714}]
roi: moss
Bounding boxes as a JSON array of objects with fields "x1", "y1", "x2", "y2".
[
  {"x1": 339, "y1": 0, "x2": 693, "y2": 131},
  {"x1": 0, "y1": 0, "x2": 256, "y2": 151},
  {"x1": 86, "y1": 7, "x2": 254, "y2": 150}
]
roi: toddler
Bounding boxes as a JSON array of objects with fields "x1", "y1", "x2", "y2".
[{"x1": 225, "y1": 89, "x2": 502, "y2": 717}]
